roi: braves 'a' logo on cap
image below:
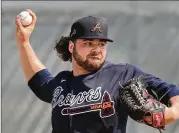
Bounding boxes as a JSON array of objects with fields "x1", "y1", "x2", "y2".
[{"x1": 91, "y1": 22, "x2": 102, "y2": 33}]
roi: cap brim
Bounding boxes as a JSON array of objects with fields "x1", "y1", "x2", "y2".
[{"x1": 77, "y1": 36, "x2": 113, "y2": 42}]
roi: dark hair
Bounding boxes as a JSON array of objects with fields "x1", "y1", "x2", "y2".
[{"x1": 54, "y1": 36, "x2": 76, "y2": 62}]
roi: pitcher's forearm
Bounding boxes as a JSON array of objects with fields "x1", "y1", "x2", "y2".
[
  {"x1": 18, "y1": 42, "x2": 45, "y2": 82},
  {"x1": 170, "y1": 96, "x2": 179, "y2": 120},
  {"x1": 163, "y1": 96, "x2": 179, "y2": 125}
]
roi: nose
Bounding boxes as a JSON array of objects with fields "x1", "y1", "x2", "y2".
[{"x1": 91, "y1": 45, "x2": 101, "y2": 53}]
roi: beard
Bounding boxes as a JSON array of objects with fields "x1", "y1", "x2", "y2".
[{"x1": 73, "y1": 46, "x2": 106, "y2": 72}]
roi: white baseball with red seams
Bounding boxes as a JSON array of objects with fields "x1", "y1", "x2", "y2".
[{"x1": 17, "y1": 11, "x2": 32, "y2": 26}]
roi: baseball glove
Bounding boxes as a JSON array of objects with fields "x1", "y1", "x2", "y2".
[{"x1": 119, "y1": 76, "x2": 165, "y2": 130}]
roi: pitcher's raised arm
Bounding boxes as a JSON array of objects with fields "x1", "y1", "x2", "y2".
[{"x1": 15, "y1": 9, "x2": 46, "y2": 83}]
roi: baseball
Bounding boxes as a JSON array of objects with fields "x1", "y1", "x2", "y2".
[{"x1": 17, "y1": 11, "x2": 32, "y2": 26}]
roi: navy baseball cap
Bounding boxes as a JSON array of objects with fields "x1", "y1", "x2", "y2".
[{"x1": 69, "y1": 16, "x2": 113, "y2": 42}]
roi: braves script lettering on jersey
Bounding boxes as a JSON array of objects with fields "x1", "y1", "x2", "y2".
[
  {"x1": 51, "y1": 87, "x2": 102, "y2": 108},
  {"x1": 28, "y1": 61, "x2": 179, "y2": 133}
]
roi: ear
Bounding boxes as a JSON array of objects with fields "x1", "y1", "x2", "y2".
[{"x1": 69, "y1": 40, "x2": 74, "y2": 54}]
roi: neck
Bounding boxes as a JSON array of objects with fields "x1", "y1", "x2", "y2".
[{"x1": 72, "y1": 60, "x2": 90, "y2": 77}]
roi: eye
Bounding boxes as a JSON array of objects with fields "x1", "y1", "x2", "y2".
[
  {"x1": 99, "y1": 43, "x2": 106, "y2": 47},
  {"x1": 84, "y1": 42, "x2": 92, "y2": 46}
]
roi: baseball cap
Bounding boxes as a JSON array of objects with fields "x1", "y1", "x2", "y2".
[{"x1": 69, "y1": 16, "x2": 113, "y2": 42}]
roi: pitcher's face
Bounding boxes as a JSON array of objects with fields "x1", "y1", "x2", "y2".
[{"x1": 71, "y1": 39, "x2": 107, "y2": 71}]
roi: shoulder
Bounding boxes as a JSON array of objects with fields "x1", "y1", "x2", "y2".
[
  {"x1": 101, "y1": 61, "x2": 141, "y2": 74},
  {"x1": 54, "y1": 70, "x2": 72, "y2": 80},
  {"x1": 102, "y1": 61, "x2": 146, "y2": 80},
  {"x1": 101, "y1": 61, "x2": 127, "y2": 72}
]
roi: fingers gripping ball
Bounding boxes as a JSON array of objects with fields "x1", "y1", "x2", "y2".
[
  {"x1": 119, "y1": 76, "x2": 165, "y2": 130},
  {"x1": 17, "y1": 11, "x2": 32, "y2": 26}
]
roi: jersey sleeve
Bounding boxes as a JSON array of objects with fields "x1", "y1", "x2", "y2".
[
  {"x1": 28, "y1": 69, "x2": 56, "y2": 103},
  {"x1": 126, "y1": 64, "x2": 179, "y2": 105}
]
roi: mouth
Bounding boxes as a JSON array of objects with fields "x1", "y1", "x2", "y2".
[{"x1": 88, "y1": 56, "x2": 101, "y2": 60}]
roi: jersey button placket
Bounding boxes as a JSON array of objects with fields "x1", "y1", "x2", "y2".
[{"x1": 70, "y1": 89, "x2": 74, "y2": 132}]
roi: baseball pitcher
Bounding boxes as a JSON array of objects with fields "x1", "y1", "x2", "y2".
[{"x1": 15, "y1": 9, "x2": 179, "y2": 133}]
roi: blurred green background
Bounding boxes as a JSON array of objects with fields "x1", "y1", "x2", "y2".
[{"x1": 2, "y1": 1, "x2": 179, "y2": 133}]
